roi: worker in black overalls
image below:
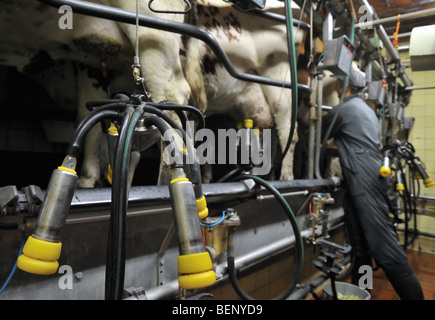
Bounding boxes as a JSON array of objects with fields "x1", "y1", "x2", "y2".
[{"x1": 322, "y1": 64, "x2": 424, "y2": 300}]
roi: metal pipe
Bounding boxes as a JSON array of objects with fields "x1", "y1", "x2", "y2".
[
  {"x1": 286, "y1": 254, "x2": 351, "y2": 300},
  {"x1": 21, "y1": 178, "x2": 341, "y2": 229},
  {"x1": 129, "y1": 229, "x2": 315, "y2": 300},
  {"x1": 69, "y1": 179, "x2": 341, "y2": 209},
  {"x1": 399, "y1": 64, "x2": 413, "y2": 88},
  {"x1": 355, "y1": 7, "x2": 435, "y2": 29},
  {"x1": 397, "y1": 227, "x2": 435, "y2": 239},
  {"x1": 307, "y1": 77, "x2": 316, "y2": 179},
  {"x1": 305, "y1": 1, "x2": 315, "y2": 180},
  {"x1": 233, "y1": 7, "x2": 311, "y2": 32},
  {"x1": 388, "y1": 32, "x2": 412, "y2": 39},
  {"x1": 66, "y1": 206, "x2": 172, "y2": 225},
  {"x1": 354, "y1": 0, "x2": 413, "y2": 88},
  {"x1": 314, "y1": 73, "x2": 324, "y2": 179},
  {"x1": 398, "y1": 45, "x2": 410, "y2": 53},
  {"x1": 411, "y1": 194, "x2": 435, "y2": 201},
  {"x1": 379, "y1": 23, "x2": 401, "y2": 61},
  {"x1": 37, "y1": 0, "x2": 311, "y2": 94},
  {"x1": 257, "y1": 190, "x2": 309, "y2": 201},
  {"x1": 323, "y1": 12, "x2": 334, "y2": 42},
  {"x1": 287, "y1": 273, "x2": 329, "y2": 299},
  {"x1": 405, "y1": 85, "x2": 435, "y2": 91}
]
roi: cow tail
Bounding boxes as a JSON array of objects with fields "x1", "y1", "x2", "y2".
[
  {"x1": 185, "y1": 38, "x2": 207, "y2": 113},
  {"x1": 185, "y1": 0, "x2": 207, "y2": 113}
]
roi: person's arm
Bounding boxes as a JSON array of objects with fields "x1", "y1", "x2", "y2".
[{"x1": 321, "y1": 105, "x2": 342, "y2": 140}]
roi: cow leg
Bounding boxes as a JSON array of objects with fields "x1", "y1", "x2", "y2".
[
  {"x1": 104, "y1": 1, "x2": 192, "y2": 184},
  {"x1": 142, "y1": 33, "x2": 191, "y2": 184},
  {"x1": 260, "y1": 62, "x2": 296, "y2": 181},
  {"x1": 137, "y1": 28, "x2": 191, "y2": 184},
  {"x1": 201, "y1": 163, "x2": 213, "y2": 184},
  {"x1": 102, "y1": 0, "x2": 191, "y2": 104},
  {"x1": 274, "y1": 103, "x2": 297, "y2": 181},
  {"x1": 75, "y1": 67, "x2": 108, "y2": 188}
]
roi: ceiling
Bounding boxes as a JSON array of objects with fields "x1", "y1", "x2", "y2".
[{"x1": 363, "y1": 0, "x2": 435, "y2": 40}]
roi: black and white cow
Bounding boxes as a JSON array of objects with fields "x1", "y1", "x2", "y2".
[
  {"x1": 185, "y1": 0, "x2": 306, "y2": 180},
  {"x1": 1, "y1": 0, "x2": 307, "y2": 186},
  {"x1": 0, "y1": 0, "x2": 192, "y2": 187}
]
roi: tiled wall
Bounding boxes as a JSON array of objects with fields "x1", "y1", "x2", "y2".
[
  {"x1": 400, "y1": 44, "x2": 435, "y2": 198},
  {"x1": 399, "y1": 42, "x2": 435, "y2": 253}
]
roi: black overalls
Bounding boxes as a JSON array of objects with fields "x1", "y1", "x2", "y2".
[{"x1": 322, "y1": 93, "x2": 423, "y2": 299}]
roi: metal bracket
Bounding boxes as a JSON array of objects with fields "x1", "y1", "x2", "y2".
[
  {"x1": 124, "y1": 286, "x2": 148, "y2": 300},
  {"x1": 186, "y1": 293, "x2": 213, "y2": 300},
  {"x1": 0, "y1": 185, "x2": 19, "y2": 216},
  {"x1": 21, "y1": 185, "x2": 44, "y2": 215},
  {"x1": 0, "y1": 185, "x2": 44, "y2": 216},
  {"x1": 312, "y1": 236, "x2": 352, "y2": 280},
  {"x1": 316, "y1": 236, "x2": 351, "y2": 255}
]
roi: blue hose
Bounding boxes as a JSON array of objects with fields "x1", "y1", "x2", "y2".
[{"x1": 0, "y1": 231, "x2": 25, "y2": 295}]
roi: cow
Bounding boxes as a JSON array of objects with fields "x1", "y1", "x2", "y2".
[
  {"x1": 0, "y1": 0, "x2": 192, "y2": 187},
  {"x1": 184, "y1": 0, "x2": 307, "y2": 181},
  {"x1": 1, "y1": 0, "x2": 307, "y2": 187}
]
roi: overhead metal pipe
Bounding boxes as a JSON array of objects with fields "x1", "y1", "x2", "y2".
[
  {"x1": 405, "y1": 85, "x2": 435, "y2": 91},
  {"x1": 388, "y1": 32, "x2": 412, "y2": 39},
  {"x1": 354, "y1": 0, "x2": 413, "y2": 88},
  {"x1": 307, "y1": 76, "x2": 316, "y2": 179},
  {"x1": 232, "y1": 6, "x2": 311, "y2": 32},
  {"x1": 37, "y1": 0, "x2": 311, "y2": 94},
  {"x1": 355, "y1": 7, "x2": 435, "y2": 29},
  {"x1": 314, "y1": 73, "x2": 324, "y2": 180},
  {"x1": 398, "y1": 45, "x2": 410, "y2": 53}
]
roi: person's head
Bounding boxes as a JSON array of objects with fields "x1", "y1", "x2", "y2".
[{"x1": 335, "y1": 63, "x2": 366, "y2": 98}]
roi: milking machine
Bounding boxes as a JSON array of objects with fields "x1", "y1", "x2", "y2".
[
  {"x1": 9, "y1": 0, "x2": 333, "y2": 299},
  {"x1": 380, "y1": 141, "x2": 434, "y2": 250},
  {"x1": 15, "y1": 91, "x2": 218, "y2": 299},
  {"x1": 5, "y1": 101, "x2": 341, "y2": 300}
]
